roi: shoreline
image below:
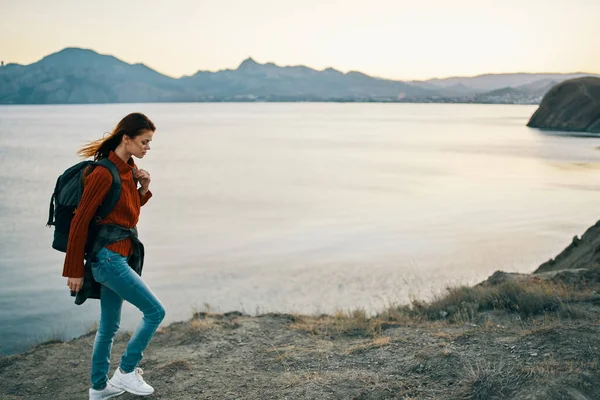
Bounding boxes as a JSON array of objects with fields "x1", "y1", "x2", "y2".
[{"x1": 2, "y1": 265, "x2": 600, "y2": 399}]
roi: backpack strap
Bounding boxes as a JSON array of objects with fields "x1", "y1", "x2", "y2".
[
  {"x1": 94, "y1": 158, "x2": 121, "y2": 222},
  {"x1": 46, "y1": 176, "x2": 61, "y2": 226}
]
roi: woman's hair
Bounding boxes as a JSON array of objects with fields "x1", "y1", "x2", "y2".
[{"x1": 78, "y1": 112, "x2": 156, "y2": 160}]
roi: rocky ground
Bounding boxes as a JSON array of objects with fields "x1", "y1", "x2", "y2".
[
  {"x1": 4, "y1": 223, "x2": 600, "y2": 399},
  {"x1": 2, "y1": 281, "x2": 600, "y2": 399}
]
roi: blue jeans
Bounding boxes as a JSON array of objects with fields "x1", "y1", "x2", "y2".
[{"x1": 90, "y1": 247, "x2": 166, "y2": 390}]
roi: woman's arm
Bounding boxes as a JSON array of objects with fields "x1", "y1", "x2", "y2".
[{"x1": 62, "y1": 168, "x2": 112, "y2": 278}]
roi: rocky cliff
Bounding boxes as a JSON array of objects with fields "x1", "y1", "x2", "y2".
[{"x1": 527, "y1": 77, "x2": 600, "y2": 133}]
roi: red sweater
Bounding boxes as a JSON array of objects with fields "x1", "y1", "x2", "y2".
[{"x1": 62, "y1": 151, "x2": 152, "y2": 278}]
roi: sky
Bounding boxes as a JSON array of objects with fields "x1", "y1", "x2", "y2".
[{"x1": 1, "y1": 0, "x2": 599, "y2": 81}]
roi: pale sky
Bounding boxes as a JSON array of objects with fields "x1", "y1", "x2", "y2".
[{"x1": 1, "y1": 0, "x2": 599, "y2": 80}]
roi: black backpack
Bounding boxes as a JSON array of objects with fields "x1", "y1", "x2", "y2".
[{"x1": 47, "y1": 158, "x2": 122, "y2": 253}]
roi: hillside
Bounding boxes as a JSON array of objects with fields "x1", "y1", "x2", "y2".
[{"x1": 527, "y1": 77, "x2": 600, "y2": 133}]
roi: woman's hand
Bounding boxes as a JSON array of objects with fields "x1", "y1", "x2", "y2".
[
  {"x1": 135, "y1": 169, "x2": 151, "y2": 190},
  {"x1": 67, "y1": 277, "x2": 84, "y2": 293}
]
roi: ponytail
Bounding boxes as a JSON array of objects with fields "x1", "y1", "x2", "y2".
[
  {"x1": 77, "y1": 131, "x2": 126, "y2": 161},
  {"x1": 77, "y1": 113, "x2": 156, "y2": 161}
]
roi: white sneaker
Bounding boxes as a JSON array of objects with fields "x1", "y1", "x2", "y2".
[
  {"x1": 89, "y1": 381, "x2": 125, "y2": 399},
  {"x1": 110, "y1": 367, "x2": 154, "y2": 396}
]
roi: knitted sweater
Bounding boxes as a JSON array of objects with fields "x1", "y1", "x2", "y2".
[{"x1": 62, "y1": 151, "x2": 152, "y2": 278}]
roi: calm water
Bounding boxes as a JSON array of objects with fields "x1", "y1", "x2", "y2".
[{"x1": 2, "y1": 103, "x2": 600, "y2": 355}]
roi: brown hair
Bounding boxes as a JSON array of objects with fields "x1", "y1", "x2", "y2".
[{"x1": 78, "y1": 112, "x2": 156, "y2": 160}]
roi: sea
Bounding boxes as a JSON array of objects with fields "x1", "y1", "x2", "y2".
[{"x1": 2, "y1": 102, "x2": 600, "y2": 355}]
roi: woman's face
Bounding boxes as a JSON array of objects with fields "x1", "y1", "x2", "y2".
[{"x1": 125, "y1": 129, "x2": 154, "y2": 159}]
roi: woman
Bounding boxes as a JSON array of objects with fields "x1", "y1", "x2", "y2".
[{"x1": 62, "y1": 112, "x2": 165, "y2": 399}]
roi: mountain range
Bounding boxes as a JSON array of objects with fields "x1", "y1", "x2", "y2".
[{"x1": 0, "y1": 47, "x2": 597, "y2": 104}]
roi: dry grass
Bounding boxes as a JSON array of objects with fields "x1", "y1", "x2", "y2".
[
  {"x1": 187, "y1": 303, "x2": 241, "y2": 332},
  {"x1": 267, "y1": 339, "x2": 338, "y2": 391},
  {"x1": 37, "y1": 338, "x2": 63, "y2": 347},
  {"x1": 393, "y1": 278, "x2": 585, "y2": 324},
  {"x1": 189, "y1": 318, "x2": 220, "y2": 332},
  {"x1": 269, "y1": 345, "x2": 297, "y2": 363},
  {"x1": 458, "y1": 360, "x2": 526, "y2": 400},
  {"x1": 414, "y1": 344, "x2": 449, "y2": 362},
  {"x1": 372, "y1": 336, "x2": 392, "y2": 347},
  {"x1": 36, "y1": 328, "x2": 68, "y2": 347},
  {"x1": 432, "y1": 330, "x2": 456, "y2": 339},
  {"x1": 519, "y1": 357, "x2": 599, "y2": 378},
  {"x1": 376, "y1": 304, "x2": 424, "y2": 325},
  {"x1": 346, "y1": 336, "x2": 392, "y2": 354},
  {"x1": 289, "y1": 279, "x2": 589, "y2": 339},
  {"x1": 518, "y1": 315, "x2": 566, "y2": 336},
  {"x1": 191, "y1": 302, "x2": 220, "y2": 320},
  {"x1": 289, "y1": 309, "x2": 382, "y2": 337},
  {"x1": 420, "y1": 280, "x2": 567, "y2": 320}
]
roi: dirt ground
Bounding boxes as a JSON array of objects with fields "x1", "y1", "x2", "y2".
[
  {"x1": 6, "y1": 220, "x2": 600, "y2": 399},
  {"x1": 2, "y1": 302, "x2": 600, "y2": 400}
]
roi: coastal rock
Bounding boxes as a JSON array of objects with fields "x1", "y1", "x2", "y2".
[
  {"x1": 527, "y1": 77, "x2": 600, "y2": 133},
  {"x1": 535, "y1": 220, "x2": 600, "y2": 273}
]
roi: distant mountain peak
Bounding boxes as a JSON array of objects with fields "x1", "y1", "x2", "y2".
[
  {"x1": 56, "y1": 47, "x2": 97, "y2": 54},
  {"x1": 43, "y1": 47, "x2": 100, "y2": 60},
  {"x1": 38, "y1": 47, "x2": 115, "y2": 66},
  {"x1": 24, "y1": 47, "x2": 135, "y2": 75},
  {"x1": 347, "y1": 70, "x2": 368, "y2": 77},
  {"x1": 238, "y1": 57, "x2": 261, "y2": 70}
]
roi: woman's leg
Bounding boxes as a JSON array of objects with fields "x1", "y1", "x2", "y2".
[
  {"x1": 95, "y1": 249, "x2": 166, "y2": 373},
  {"x1": 90, "y1": 283, "x2": 123, "y2": 390}
]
